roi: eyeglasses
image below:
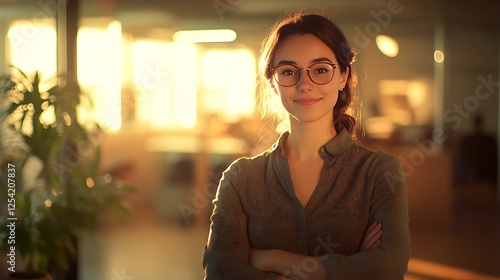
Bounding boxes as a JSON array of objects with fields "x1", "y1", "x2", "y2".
[{"x1": 270, "y1": 62, "x2": 338, "y2": 87}]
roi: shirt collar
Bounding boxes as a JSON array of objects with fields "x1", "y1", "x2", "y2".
[
  {"x1": 322, "y1": 129, "x2": 355, "y2": 158},
  {"x1": 272, "y1": 129, "x2": 355, "y2": 159}
]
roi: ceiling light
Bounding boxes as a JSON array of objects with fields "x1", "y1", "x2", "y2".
[
  {"x1": 434, "y1": 50, "x2": 444, "y2": 63},
  {"x1": 173, "y1": 29, "x2": 237, "y2": 43},
  {"x1": 376, "y1": 35, "x2": 399, "y2": 58}
]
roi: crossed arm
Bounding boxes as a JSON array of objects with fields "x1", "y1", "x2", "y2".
[
  {"x1": 204, "y1": 157, "x2": 410, "y2": 280},
  {"x1": 248, "y1": 221, "x2": 383, "y2": 280}
]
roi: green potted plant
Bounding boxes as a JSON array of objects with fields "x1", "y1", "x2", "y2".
[{"x1": 0, "y1": 68, "x2": 132, "y2": 279}]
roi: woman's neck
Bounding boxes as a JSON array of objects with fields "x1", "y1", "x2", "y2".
[{"x1": 285, "y1": 118, "x2": 337, "y2": 160}]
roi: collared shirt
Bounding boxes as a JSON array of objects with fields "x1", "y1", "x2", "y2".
[{"x1": 203, "y1": 129, "x2": 410, "y2": 280}]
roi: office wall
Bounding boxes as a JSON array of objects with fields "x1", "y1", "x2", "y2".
[{"x1": 443, "y1": 25, "x2": 499, "y2": 137}]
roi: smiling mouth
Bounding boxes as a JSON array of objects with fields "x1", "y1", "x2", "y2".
[{"x1": 294, "y1": 98, "x2": 322, "y2": 105}]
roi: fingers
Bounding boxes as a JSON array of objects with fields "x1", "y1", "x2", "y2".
[
  {"x1": 365, "y1": 225, "x2": 383, "y2": 249},
  {"x1": 371, "y1": 239, "x2": 381, "y2": 249},
  {"x1": 367, "y1": 220, "x2": 378, "y2": 232},
  {"x1": 365, "y1": 222, "x2": 382, "y2": 243},
  {"x1": 359, "y1": 221, "x2": 383, "y2": 252}
]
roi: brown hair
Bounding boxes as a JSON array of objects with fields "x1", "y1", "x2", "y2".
[{"x1": 258, "y1": 12, "x2": 360, "y2": 139}]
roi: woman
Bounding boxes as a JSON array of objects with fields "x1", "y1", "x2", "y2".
[{"x1": 203, "y1": 12, "x2": 410, "y2": 280}]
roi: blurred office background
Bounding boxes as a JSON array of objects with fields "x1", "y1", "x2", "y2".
[{"x1": 0, "y1": 0, "x2": 499, "y2": 279}]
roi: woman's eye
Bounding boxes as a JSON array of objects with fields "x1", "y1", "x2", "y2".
[
  {"x1": 314, "y1": 68, "x2": 329, "y2": 74},
  {"x1": 281, "y1": 69, "x2": 297, "y2": 76}
]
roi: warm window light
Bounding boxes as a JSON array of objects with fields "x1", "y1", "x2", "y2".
[
  {"x1": 172, "y1": 43, "x2": 198, "y2": 128},
  {"x1": 131, "y1": 40, "x2": 171, "y2": 129},
  {"x1": 407, "y1": 81, "x2": 427, "y2": 109},
  {"x1": 202, "y1": 49, "x2": 256, "y2": 121},
  {"x1": 173, "y1": 29, "x2": 237, "y2": 43},
  {"x1": 379, "y1": 79, "x2": 431, "y2": 125},
  {"x1": 375, "y1": 35, "x2": 399, "y2": 58},
  {"x1": 7, "y1": 20, "x2": 57, "y2": 79},
  {"x1": 434, "y1": 50, "x2": 445, "y2": 63},
  {"x1": 77, "y1": 21, "x2": 122, "y2": 131},
  {"x1": 379, "y1": 80, "x2": 408, "y2": 95},
  {"x1": 131, "y1": 40, "x2": 198, "y2": 129}
]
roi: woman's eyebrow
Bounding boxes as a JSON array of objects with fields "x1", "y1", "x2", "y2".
[
  {"x1": 311, "y1": 57, "x2": 333, "y2": 64},
  {"x1": 275, "y1": 60, "x2": 297, "y2": 67},
  {"x1": 275, "y1": 57, "x2": 334, "y2": 67}
]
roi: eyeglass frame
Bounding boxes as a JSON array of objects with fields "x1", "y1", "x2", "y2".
[{"x1": 270, "y1": 62, "x2": 338, "y2": 87}]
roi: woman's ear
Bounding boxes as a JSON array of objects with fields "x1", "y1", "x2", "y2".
[{"x1": 340, "y1": 67, "x2": 350, "y2": 89}]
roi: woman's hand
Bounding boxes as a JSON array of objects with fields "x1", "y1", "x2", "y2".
[{"x1": 359, "y1": 221, "x2": 383, "y2": 252}]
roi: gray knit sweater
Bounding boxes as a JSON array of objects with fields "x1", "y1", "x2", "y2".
[{"x1": 203, "y1": 129, "x2": 410, "y2": 279}]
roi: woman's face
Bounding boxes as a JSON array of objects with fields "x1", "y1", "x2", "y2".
[{"x1": 271, "y1": 33, "x2": 348, "y2": 125}]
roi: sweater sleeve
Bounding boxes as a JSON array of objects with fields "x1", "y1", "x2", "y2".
[
  {"x1": 320, "y1": 156, "x2": 411, "y2": 280},
  {"x1": 203, "y1": 162, "x2": 281, "y2": 280}
]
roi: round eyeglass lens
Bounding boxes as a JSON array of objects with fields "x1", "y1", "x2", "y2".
[{"x1": 273, "y1": 63, "x2": 335, "y2": 86}]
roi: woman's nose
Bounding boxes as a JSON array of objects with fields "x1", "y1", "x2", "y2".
[{"x1": 296, "y1": 71, "x2": 314, "y2": 91}]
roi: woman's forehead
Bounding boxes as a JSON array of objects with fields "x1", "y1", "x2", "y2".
[{"x1": 273, "y1": 34, "x2": 337, "y2": 65}]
